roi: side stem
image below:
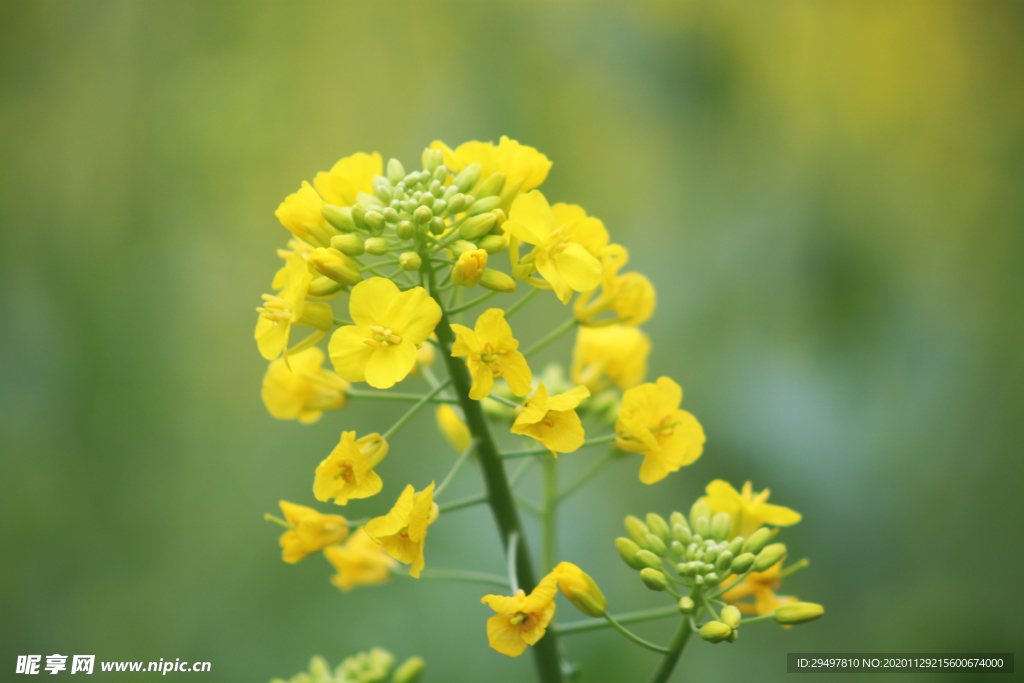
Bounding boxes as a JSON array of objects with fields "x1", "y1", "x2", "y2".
[{"x1": 646, "y1": 616, "x2": 692, "y2": 683}]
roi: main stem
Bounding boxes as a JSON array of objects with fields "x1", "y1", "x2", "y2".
[
  {"x1": 420, "y1": 254, "x2": 564, "y2": 683},
  {"x1": 646, "y1": 616, "x2": 692, "y2": 683}
]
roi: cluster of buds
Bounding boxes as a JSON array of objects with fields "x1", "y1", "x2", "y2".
[{"x1": 271, "y1": 650, "x2": 424, "y2": 683}]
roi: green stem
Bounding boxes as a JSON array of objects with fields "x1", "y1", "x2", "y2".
[
  {"x1": 346, "y1": 389, "x2": 458, "y2": 404},
  {"x1": 542, "y1": 456, "x2": 557, "y2": 573},
  {"x1": 507, "y1": 531, "x2": 520, "y2": 593},
  {"x1": 395, "y1": 567, "x2": 511, "y2": 589},
  {"x1": 556, "y1": 448, "x2": 617, "y2": 502},
  {"x1": 523, "y1": 317, "x2": 577, "y2": 358},
  {"x1": 501, "y1": 434, "x2": 617, "y2": 459},
  {"x1": 646, "y1": 617, "x2": 692, "y2": 683},
  {"x1": 488, "y1": 393, "x2": 521, "y2": 409},
  {"x1": 263, "y1": 514, "x2": 291, "y2": 529},
  {"x1": 434, "y1": 440, "x2": 477, "y2": 497},
  {"x1": 380, "y1": 379, "x2": 451, "y2": 442},
  {"x1": 504, "y1": 288, "x2": 538, "y2": 319},
  {"x1": 447, "y1": 290, "x2": 498, "y2": 314},
  {"x1": 437, "y1": 493, "x2": 488, "y2": 514},
  {"x1": 739, "y1": 613, "x2": 777, "y2": 625},
  {"x1": 556, "y1": 605, "x2": 680, "y2": 635},
  {"x1": 333, "y1": 317, "x2": 355, "y2": 326},
  {"x1": 509, "y1": 456, "x2": 536, "y2": 487},
  {"x1": 602, "y1": 611, "x2": 670, "y2": 655}
]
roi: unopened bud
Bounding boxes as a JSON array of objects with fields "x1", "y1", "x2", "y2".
[
  {"x1": 419, "y1": 193, "x2": 435, "y2": 209},
  {"x1": 450, "y1": 240, "x2": 477, "y2": 258},
  {"x1": 475, "y1": 172, "x2": 506, "y2": 198},
  {"x1": 703, "y1": 546, "x2": 719, "y2": 564},
  {"x1": 450, "y1": 249, "x2": 487, "y2": 287},
  {"x1": 387, "y1": 158, "x2": 406, "y2": 185},
  {"x1": 774, "y1": 602, "x2": 824, "y2": 625},
  {"x1": 432, "y1": 199, "x2": 448, "y2": 215},
  {"x1": 728, "y1": 536, "x2": 745, "y2": 556},
  {"x1": 644, "y1": 533, "x2": 667, "y2": 557},
  {"x1": 753, "y1": 543, "x2": 787, "y2": 572},
  {"x1": 689, "y1": 500, "x2": 710, "y2": 529},
  {"x1": 364, "y1": 237, "x2": 389, "y2": 256},
  {"x1": 554, "y1": 562, "x2": 607, "y2": 617},
  {"x1": 678, "y1": 597, "x2": 695, "y2": 614},
  {"x1": 699, "y1": 621, "x2": 732, "y2": 643},
  {"x1": 393, "y1": 656, "x2": 425, "y2": 683},
  {"x1": 693, "y1": 515, "x2": 710, "y2": 538},
  {"x1": 404, "y1": 171, "x2": 422, "y2": 187},
  {"x1": 307, "y1": 276, "x2": 345, "y2": 297},
  {"x1": 351, "y1": 204, "x2": 369, "y2": 232},
  {"x1": 477, "y1": 234, "x2": 508, "y2": 254},
  {"x1": 431, "y1": 165, "x2": 447, "y2": 183},
  {"x1": 311, "y1": 248, "x2": 361, "y2": 286},
  {"x1": 743, "y1": 528, "x2": 772, "y2": 556},
  {"x1": 645, "y1": 513, "x2": 670, "y2": 543},
  {"x1": 429, "y1": 217, "x2": 446, "y2": 235},
  {"x1": 672, "y1": 524, "x2": 692, "y2": 545},
  {"x1": 635, "y1": 549, "x2": 663, "y2": 571},
  {"x1": 373, "y1": 177, "x2": 393, "y2": 204},
  {"x1": 624, "y1": 515, "x2": 650, "y2": 547},
  {"x1": 422, "y1": 148, "x2": 443, "y2": 173},
  {"x1": 445, "y1": 192, "x2": 464, "y2": 212},
  {"x1": 453, "y1": 162, "x2": 482, "y2": 192},
  {"x1": 615, "y1": 537, "x2": 645, "y2": 570},
  {"x1": 413, "y1": 205, "x2": 433, "y2": 224},
  {"x1": 490, "y1": 208, "x2": 507, "y2": 230},
  {"x1": 703, "y1": 572, "x2": 720, "y2": 586},
  {"x1": 711, "y1": 513, "x2": 731, "y2": 541},
  {"x1": 670, "y1": 512, "x2": 688, "y2": 530},
  {"x1": 399, "y1": 252, "x2": 422, "y2": 271},
  {"x1": 381, "y1": 206, "x2": 399, "y2": 224},
  {"x1": 459, "y1": 213, "x2": 497, "y2": 240},
  {"x1": 479, "y1": 269, "x2": 516, "y2": 293},
  {"x1": 322, "y1": 204, "x2": 356, "y2": 232},
  {"x1": 331, "y1": 233, "x2": 365, "y2": 256},
  {"x1": 468, "y1": 195, "x2": 501, "y2": 216},
  {"x1": 730, "y1": 552, "x2": 755, "y2": 575},
  {"x1": 639, "y1": 568, "x2": 667, "y2": 592},
  {"x1": 715, "y1": 550, "x2": 733, "y2": 574},
  {"x1": 670, "y1": 541, "x2": 686, "y2": 557},
  {"x1": 721, "y1": 605, "x2": 742, "y2": 629},
  {"x1": 396, "y1": 220, "x2": 415, "y2": 240}
]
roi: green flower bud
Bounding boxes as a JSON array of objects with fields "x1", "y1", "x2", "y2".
[
  {"x1": 413, "y1": 205, "x2": 433, "y2": 224},
  {"x1": 670, "y1": 541, "x2": 686, "y2": 558},
  {"x1": 422, "y1": 148, "x2": 443, "y2": 173},
  {"x1": 403, "y1": 171, "x2": 422, "y2": 187},
  {"x1": 715, "y1": 550, "x2": 733, "y2": 574},
  {"x1": 322, "y1": 204, "x2": 356, "y2": 232},
  {"x1": 475, "y1": 172, "x2": 506, "y2": 198},
  {"x1": 645, "y1": 513, "x2": 671, "y2": 543},
  {"x1": 459, "y1": 213, "x2": 497, "y2": 240},
  {"x1": 331, "y1": 233, "x2": 365, "y2": 256},
  {"x1": 511, "y1": 262, "x2": 534, "y2": 280},
  {"x1": 307, "y1": 276, "x2": 345, "y2": 297},
  {"x1": 351, "y1": 204, "x2": 369, "y2": 231},
  {"x1": 753, "y1": 543, "x2": 787, "y2": 572},
  {"x1": 429, "y1": 217, "x2": 446, "y2": 235},
  {"x1": 396, "y1": 220, "x2": 415, "y2": 240},
  {"x1": 680, "y1": 561, "x2": 700, "y2": 577},
  {"x1": 392, "y1": 656, "x2": 425, "y2": 683},
  {"x1": 432, "y1": 165, "x2": 447, "y2": 183},
  {"x1": 373, "y1": 176, "x2": 393, "y2": 204},
  {"x1": 721, "y1": 605, "x2": 742, "y2": 629},
  {"x1": 387, "y1": 158, "x2": 406, "y2": 184},
  {"x1": 364, "y1": 211, "x2": 385, "y2": 233},
  {"x1": 615, "y1": 537, "x2": 646, "y2": 570},
  {"x1": 703, "y1": 572, "x2": 720, "y2": 586},
  {"x1": 635, "y1": 549, "x2": 663, "y2": 571},
  {"x1": 399, "y1": 252, "x2": 422, "y2": 271},
  {"x1": 640, "y1": 568, "x2": 668, "y2": 592},
  {"x1": 477, "y1": 234, "x2": 508, "y2": 254},
  {"x1": 624, "y1": 515, "x2": 650, "y2": 547},
  {"x1": 678, "y1": 597, "x2": 695, "y2": 614},
  {"x1": 702, "y1": 563, "x2": 715, "y2": 574},
  {"x1": 308, "y1": 655, "x2": 331, "y2": 681},
  {"x1": 699, "y1": 621, "x2": 732, "y2": 643},
  {"x1": 468, "y1": 195, "x2": 502, "y2": 216},
  {"x1": 730, "y1": 552, "x2": 755, "y2": 575},
  {"x1": 694, "y1": 575, "x2": 705, "y2": 586},
  {"x1": 442, "y1": 184, "x2": 460, "y2": 201},
  {"x1": 774, "y1": 602, "x2": 824, "y2": 625},
  {"x1": 670, "y1": 512, "x2": 688, "y2": 530},
  {"x1": 382, "y1": 207, "x2": 400, "y2": 224},
  {"x1": 672, "y1": 523, "x2": 692, "y2": 545},
  {"x1": 450, "y1": 240, "x2": 477, "y2": 258},
  {"x1": 711, "y1": 513, "x2": 731, "y2": 541},
  {"x1": 693, "y1": 516, "x2": 710, "y2": 538},
  {"x1": 728, "y1": 536, "x2": 745, "y2": 556},
  {"x1": 453, "y1": 162, "x2": 482, "y2": 193},
  {"x1": 728, "y1": 629, "x2": 738, "y2": 643},
  {"x1": 478, "y1": 269, "x2": 516, "y2": 293},
  {"x1": 689, "y1": 500, "x2": 710, "y2": 530},
  {"x1": 419, "y1": 193, "x2": 435, "y2": 209},
  {"x1": 703, "y1": 546, "x2": 719, "y2": 563},
  {"x1": 432, "y1": 199, "x2": 448, "y2": 215},
  {"x1": 645, "y1": 533, "x2": 667, "y2": 557},
  {"x1": 691, "y1": 534, "x2": 703, "y2": 545},
  {"x1": 364, "y1": 237, "x2": 389, "y2": 256},
  {"x1": 743, "y1": 528, "x2": 772, "y2": 556},
  {"x1": 311, "y1": 248, "x2": 362, "y2": 286}
]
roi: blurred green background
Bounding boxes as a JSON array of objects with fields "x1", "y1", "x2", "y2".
[{"x1": 2, "y1": 1, "x2": 1023, "y2": 681}]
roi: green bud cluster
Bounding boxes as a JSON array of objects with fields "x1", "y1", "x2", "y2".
[{"x1": 272, "y1": 649, "x2": 424, "y2": 683}]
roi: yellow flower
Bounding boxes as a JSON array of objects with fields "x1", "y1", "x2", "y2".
[
  {"x1": 722, "y1": 560, "x2": 797, "y2": 615},
  {"x1": 553, "y1": 562, "x2": 607, "y2": 617},
  {"x1": 261, "y1": 347, "x2": 349, "y2": 423},
  {"x1": 313, "y1": 432, "x2": 389, "y2": 505},
  {"x1": 276, "y1": 501, "x2": 350, "y2": 564},
  {"x1": 700, "y1": 480, "x2": 802, "y2": 540},
  {"x1": 255, "y1": 253, "x2": 334, "y2": 360},
  {"x1": 329, "y1": 278, "x2": 442, "y2": 389},
  {"x1": 571, "y1": 324, "x2": 651, "y2": 392},
  {"x1": 503, "y1": 191, "x2": 603, "y2": 303},
  {"x1": 436, "y1": 404, "x2": 472, "y2": 453},
  {"x1": 511, "y1": 383, "x2": 590, "y2": 456},
  {"x1": 364, "y1": 483, "x2": 438, "y2": 578},
  {"x1": 323, "y1": 527, "x2": 396, "y2": 591},
  {"x1": 313, "y1": 152, "x2": 382, "y2": 207},
  {"x1": 430, "y1": 136, "x2": 551, "y2": 203},
  {"x1": 275, "y1": 181, "x2": 333, "y2": 247},
  {"x1": 450, "y1": 308, "x2": 533, "y2": 400},
  {"x1": 451, "y1": 248, "x2": 488, "y2": 287},
  {"x1": 481, "y1": 571, "x2": 559, "y2": 657},
  {"x1": 616, "y1": 377, "x2": 705, "y2": 484},
  {"x1": 574, "y1": 248, "x2": 656, "y2": 327}
]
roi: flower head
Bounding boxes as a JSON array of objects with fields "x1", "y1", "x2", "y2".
[
  {"x1": 511, "y1": 383, "x2": 590, "y2": 456},
  {"x1": 324, "y1": 527, "x2": 397, "y2": 591},
  {"x1": 313, "y1": 152, "x2": 381, "y2": 208},
  {"x1": 261, "y1": 347, "x2": 348, "y2": 423},
  {"x1": 553, "y1": 562, "x2": 607, "y2": 617},
  {"x1": 481, "y1": 572, "x2": 559, "y2": 657},
  {"x1": 430, "y1": 136, "x2": 551, "y2": 203},
  {"x1": 364, "y1": 483, "x2": 438, "y2": 578},
  {"x1": 276, "y1": 501, "x2": 349, "y2": 564},
  {"x1": 571, "y1": 324, "x2": 651, "y2": 392},
  {"x1": 451, "y1": 248, "x2": 488, "y2": 287},
  {"x1": 329, "y1": 278, "x2": 442, "y2": 389},
  {"x1": 436, "y1": 404, "x2": 472, "y2": 453},
  {"x1": 722, "y1": 560, "x2": 797, "y2": 615},
  {"x1": 700, "y1": 480, "x2": 801, "y2": 540},
  {"x1": 313, "y1": 432, "x2": 389, "y2": 505},
  {"x1": 574, "y1": 248, "x2": 656, "y2": 327},
  {"x1": 504, "y1": 191, "x2": 603, "y2": 303},
  {"x1": 616, "y1": 377, "x2": 704, "y2": 484},
  {"x1": 450, "y1": 308, "x2": 533, "y2": 400},
  {"x1": 255, "y1": 253, "x2": 334, "y2": 360}
]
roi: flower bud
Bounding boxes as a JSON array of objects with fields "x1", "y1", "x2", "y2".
[
  {"x1": 721, "y1": 605, "x2": 742, "y2": 629},
  {"x1": 672, "y1": 523, "x2": 692, "y2": 545},
  {"x1": 396, "y1": 220, "x2": 415, "y2": 240},
  {"x1": 373, "y1": 177, "x2": 393, "y2": 204},
  {"x1": 554, "y1": 562, "x2": 607, "y2": 617},
  {"x1": 511, "y1": 262, "x2": 535, "y2": 281},
  {"x1": 753, "y1": 543, "x2": 787, "y2": 572},
  {"x1": 477, "y1": 234, "x2": 508, "y2": 254},
  {"x1": 383, "y1": 206, "x2": 400, "y2": 223},
  {"x1": 624, "y1": 515, "x2": 650, "y2": 547},
  {"x1": 331, "y1": 233, "x2": 365, "y2": 256},
  {"x1": 422, "y1": 147, "x2": 443, "y2": 173},
  {"x1": 678, "y1": 597, "x2": 695, "y2": 614},
  {"x1": 450, "y1": 249, "x2": 487, "y2": 287},
  {"x1": 711, "y1": 513, "x2": 731, "y2": 541},
  {"x1": 635, "y1": 549, "x2": 663, "y2": 571},
  {"x1": 475, "y1": 172, "x2": 506, "y2": 198},
  {"x1": 693, "y1": 515, "x2": 710, "y2": 538},
  {"x1": 639, "y1": 568, "x2": 668, "y2": 592},
  {"x1": 728, "y1": 536, "x2": 745, "y2": 556},
  {"x1": 615, "y1": 537, "x2": 646, "y2": 570},
  {"x1": 699, "y1": 621, "x2": 732, "y2": 643},
  {"x1": 399, "y1": 252, "x2": 422, "y2": 271},
  {"x1": 730, "y1": 552, "x2": 755, "y2": 575},
  {"x1": 311, "y1": 248, "x2": 362, "y2": 286},
  {"x1": 670, "y1": 541, "x2": 686, "y2": 557},
  {"x1": 432, "y1": 199, "x2": 447, "y2": 215},
  {"x1": 459, "y1": 213, "x2": 498, "y2": 240},
  {"x1": 715, "y1": 550, "x2": 733, "y2": 574},
  {"x1": 404, "y1": 171, "x2": 422, "y2": 187},
  {"x1": 468, "y1": 195, "x2": 501, "y2": 216},
  {"x1": 743, "y1": 528, "x2": 772, "y2": 556},
  {"x1": 429, "y1": 217, "x2": 446, "y2": 235},
  {"x1": 322, "y1": 204, "x2": 356, "y2": 232},
  {"x1": 680, "y1": 561, "x2": 701, "y2": 577},
  {"x1": 645, "y1": 513, "x2": 671, "y2": 543},
  {"x1": 309, "y1": 655, "x2": 331, "y2": 680},
  {"x1": 479, "y1": 269, "x2": 516, "y2": 293},
  {"x1": 703, "y1": 546, "x2": 719, "y2": 563},
  {"x1": 644, "y1": 533, "x2": 667, "y2": 557},
  {"x1": 453, "y1": 162, "x2": 482, "y2": 193},
  {"x1": 445, "y1": 192, "x2": 465, "y2": 213},
  {"x1": 419, "y1": 193, "x2": 435, "y2": 209},
  {"x1": 774, "y1": 602, "x2": 824, "y2": 625},
  {"x1": 413, "y1": 205, "x2": 433, "y2": 224},
  {"x1": 387, "y1": 158, "x2": 406, "y2": 185},
  {"x1": 307, "y1": 276, "x2": 345, "y2": 297},
  {"x1": 670, "y1": 512, "x2": 688, "y2": 530},
  {"x1": 450, "y1": 240, "x2": 477, "y2": 258},
  {"x1": 364, "y1": 237, "x2": 389, "y2": 256},
  {"x1": 703, "y1": 572, "x2": 720, "y2": 586},
  {"x1": 351, "y1": 204, "x2": 369, "y2": 231},
  {"x1": 393, "y1": 656, "x2": 425, "y2": 683},
  {"x1": 435, "y1": 404, "x2": 471, "y2": 453},
  {"x1": 689, "y1": 500, "x2": 710, "y2": 529}
]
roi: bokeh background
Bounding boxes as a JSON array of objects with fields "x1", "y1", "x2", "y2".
[{"x1": 2, "y1": 1, "x2": 1023, "y2": 681}]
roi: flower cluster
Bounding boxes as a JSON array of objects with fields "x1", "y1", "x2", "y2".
[{"x1": 271, "y1": 650, "x2": 424, "y2": 683}]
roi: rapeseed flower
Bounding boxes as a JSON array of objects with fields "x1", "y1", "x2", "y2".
[
  {"x1": 511, "y1": 383, "x2": 590, "y2": 456},
  {"x1": 261, "y1": 347, "x2": 348, "y2": 423},
  {"x1": 451, "y1": 248, "x2": 488, "y2": 287},
  {"x1": 276, "y1": 501, "x2": 349, "y2": 564},
  {"x1": 616, "y1": 377, "x2": 704, "y2": 484},
  {"x1": 700, "y1": 480, "x2": 801, "y2": 540},
  {"x1": 450, "y1": 308, "x2": 532, "y2": 400},
  {"x1": 553, "y1": 562, "x2": 606, "y2": 617},
  {"x1": 430, "y1": 136, "x2": 551, "y2": 204},
  {"x1": 255, "y1": 253, "x2": 334, "y2": 360},
  {"x1": 481, "y1": 572, "x2": 559, "y2": 657},
  {"x1": 721, "y1": 560, "x2": 797, "y2": 616},
  {"x1": 275, "y1": 181, "x2": 331, "y2": 246},
  {"x1": 364, "y1": 483, "x2": 438, "y2": 578},
  {"x1": 324, "y1": 527, "x2": 397, "y2": 591},
  {"x1": 313, "y1": 152, "x2": 381, "y2": 208},
  {"x1": 574, "y1": 248, "x2": 656, "y2": 327},
  {"x1": 313, "y1": 432, "x2": 389, "y2": 505},
  {"x1": 571, "y1": 324, "x2": 650, "y2": 392}
]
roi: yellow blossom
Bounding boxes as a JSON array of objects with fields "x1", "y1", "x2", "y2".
[
  {"x1": 511, "y1": 383, "x2": 590, "y2": 456},
  {"x1": 313, "y1": 432, "x2": 389, "y2": 505},
  {"x1": 700, "y1": 480, "x2": 801, "y2": 540},
  {"x1": 574, "y1": 247, "x2": 656, "y2": 326},
  {"x1": 255, "y1": 253, "x2": 334, "y2": 360},
  {"x1": 364, "y1": 483, "x2": 438, "y2": 578},
  {"x1": 329, "y1": 278, "x2": 442, "y2": 389},
  {"x1": 323, "y1": 527, "x2": 396, "y2": 591},
  {"x1": 450, "y1": 308, "x2": 533, "y2": 400},
  {"x1": 313, "y1": 152, "x2": 382, "y2": 207},
  {"x1": 276, "y1": 501, "x2": 350, "y2": 564},
  {"x1": 481, "y1": 572, "x2": 559, "y2": 657},
  {"x1": 722, "y1": 560, "x2": 797, "y2": 615},
  {"x1": 571, "y1": 324, "x2": 651, "y2": 392},
  {"x1": 553, "y1": 562, "x2": 607, "y2": 617},
  {"x1": 503, "y1": 191, "x2": 603, "y2": 303},
  {"x1": 430, "y1": 136, "x2": 551, "y2": 204},
  {"x1": 261, "y1": 347, "x2": 348, "y2": 423},
  {"x1": 616, "y1": 377, "x2": 704, "y2": 484},
  {"x1": 451, "y1": 248, "x2": 488, "y2": 287},
  {"x1": 275, "y1": 181, "x2": 333, "y2": 247},
  {"x1": 436, "y1": 404, "x2": 472, "y2": 453}
]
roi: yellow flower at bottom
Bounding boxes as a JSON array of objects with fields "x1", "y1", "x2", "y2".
[
  {"x1": 553, "y1": 562, "x2": 607, "y2": 617},
  {"x1": 276, "y1": 501, "x2": 349, "y2": 564},
  {"x1": 571, "y1": 324, "x2": 650, "y2": 392},
  {"x1": 364, "y1": 483, "x2": 438, "y2": 578},
  {"x1": 313, "y1": 432, "x2": 389, "y2": 505},
  {"x1": 511, "y1": 383, "x2": 590, "y2": 456},
  {"x1": 323, "y1": 527, "x2": 397, "y2": 591},
  {"x1": 722, "y1": 560, "x2": 797, "y2": 616},
  {"x1": 436, "y1": 404, "x2": 472, "y2": 453},
  {"x1": 700, "y1": 480, "x2": 802, "y2": 540},
  {"x1": 450, "y1": 308, "x2": 533, "y2": 400},
  {"x1": 261, "y1": 347, "x2": 349, "y2": 423},
  {"x1": 616, "y1": 377, "x2": 705, "y2": 484},
  {"x1": 481, "y1": 572, "x2": 559, "y2": 657}
]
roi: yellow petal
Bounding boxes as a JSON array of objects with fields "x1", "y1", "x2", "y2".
[
  {"x1": 349, "y1": 278, "x2": 400, "y2": 327},
  {"x1": 506, "y1": 190, "x2": 555, "y2": 243},
  {"x1": 534, "y1": 253, "x2": 573, "y2": 303},
  {"x1": 553, "y1": 242, "x2": 602, "y2": 294},
  {"x1": 386, "y1": 287, "x2": 442, "y2": 344},
  {"x1": 256, "y1": 315, "x2": 289, "y2": 360},
  {"x1": 546, "y1": 385, "x2": 590, "y2": 411},
  {"x1": 474, "y1": 308, "x2": 516, "y2": 348},
  {"x1": 449, "y1": 323, "x2": 480, "y2": 357},
  {"x1": 486, "y1": 614, "x2": 528, "y2": 657},
  {"x1": 328, "y1": 326, "x2": 376, "y2": 383},
  {"x1": 364, "y1": 342, "x2": 418, "y2": 389},
  {"x1": 501, "y1": 352, "x2": 533, "y2": 397},
  {"x1": 468, "y1": 360, "x2": 495, "y2": 400}
]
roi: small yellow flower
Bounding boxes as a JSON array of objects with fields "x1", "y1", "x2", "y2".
[
  {"x1": 451, "y1": 248, "x2": 488, "y2": 287},
  {"x1": 313, "y1": 152, "x2": 382, "y2": 208},
  {"x1": 436, "y1": 404, "x2": 472, "y2": 453},
  {"x1": 364, "y1": 483, "x2": 438, "y2": 578},
  {"x1": 722, "y1": 560, "x2": 797, "y2": 615},
  {"x1": 700, "y1": 480, "x2": 801, "y2": 540},
  {"x1": 511, "y1": 383, "x2": 590, "y2": 456},
  {"x1": 553, "y1": 562, "x2": 607, "y2": 617},
  {"x1": 430, "y1": 136, "x2": 551, "y2": 202},
  {"x1": 481, "y1": 572, "x2": 559, "y2": 657},
  {"x1": 323, "y1": 527, "x2": 396, "y2": 591},
  {"x1": 261, "y1": 347, "x2": 349, "y2": 423},
  {"x1": 574, "y1": 248, "x2": 656, "y2": 327},
  {"x1": 329, "y1": 278, "x2": 442, "y2": 389},
  {"x1": 571, "y1": 324, "x2": 651, "y2": 392},
  {"x1": 276, "y1": 501, "x2": 349, "y2": 564},
  {"x1": 503, "y1": 191, "x2": 603, "y2": 304},
  {"x1": 275, "y1": 181, "x2": 331, "y2": 246},
  {"x1": 313, "y1": 432, "x2": 389, "y2": 505},
  {"x1": 255, "y1": 253, "x2": 334, "y2": 360},
  {"x1": 616, "y1": 377, "x2": 704, "y2": 484},
  {"x1": 450, "y1": 308, "x2": 533, "y2": 400}
]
